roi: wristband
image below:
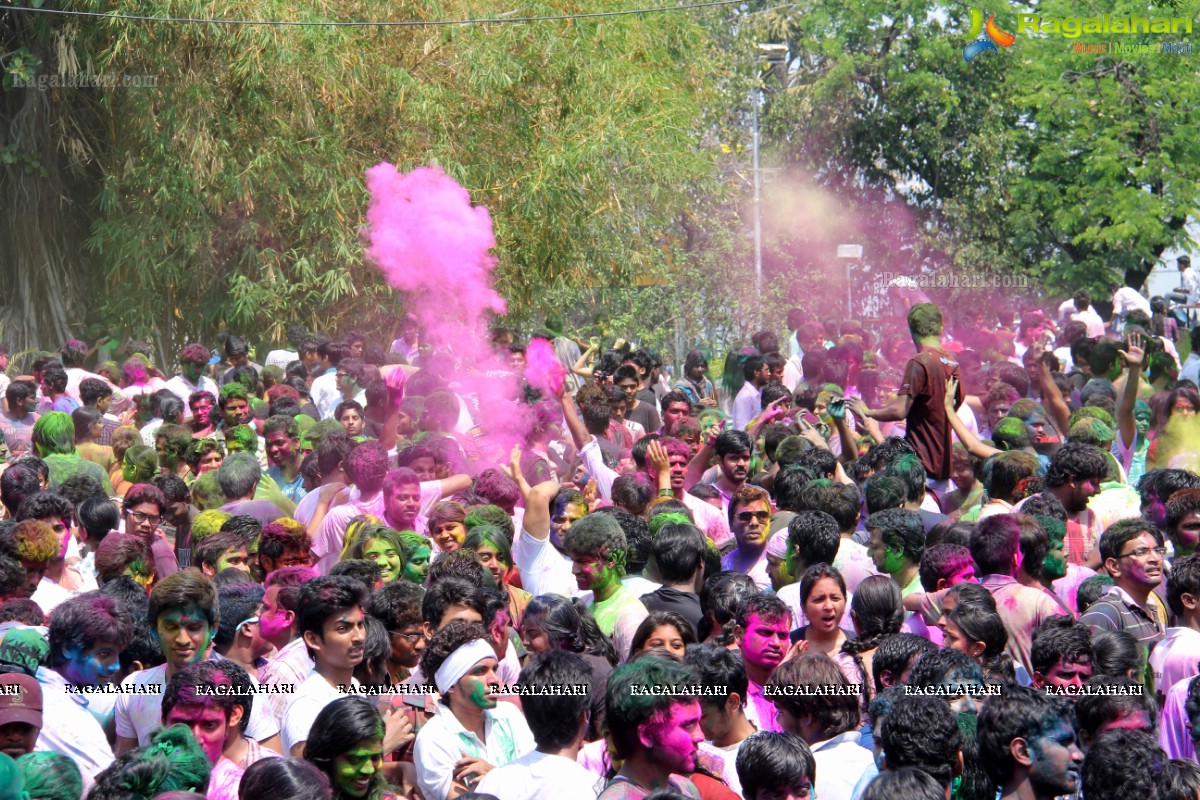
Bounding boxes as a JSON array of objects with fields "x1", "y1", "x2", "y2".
[{"x1": 657, "y1": 489, "x2": 673, "y2": 498}]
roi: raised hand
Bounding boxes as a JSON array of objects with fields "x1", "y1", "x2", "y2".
[{"x1": 1118, "y1": 332, "x2": 1145, "y2": 369}]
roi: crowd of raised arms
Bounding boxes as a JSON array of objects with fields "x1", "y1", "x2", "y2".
[{"x1": 8, "y1": 273, "x2": 1200, "y2": 800}]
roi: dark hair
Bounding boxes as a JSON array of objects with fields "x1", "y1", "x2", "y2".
[
  {"x1": 419, "y1": 620, "x2": 492, "y2": 700},
  {"x1": 0, "y1": 598, "x2": 43, "y2": 626},
  {"x1": 1078, "y1": 574, "x2": 1114, "y2": 614},
  {"x1": 969, "y1": 514, "x2": 1021, "y2": 576},
  {"x1": 861, "y1": 768, "x2": 945, "y2": 800},
  {"x1": 866, "y1": 508, "x2": 925, "y2": 564},
  {"x1": 699, "y1": 572, "x2": 759, "y2": 644},
  {"x1": 785, "y1": 511, "x2": 840, "y2": 573},
  {"x1": 162, "y1": 659, "x2": 255, "y2": 734},
  {"x1": 651, "y1": 523, "x2": 706, "y2": 585},
  {"x1": 194, "y1": 529, "x2": 254, "y2": 575},
  {"x1": 517, "y1": 650, "x2": 593, "y2": 750},
  {"x1": 239, "y1": 757, "x2": 332, "y2": 800},
  {"x1": 1081, "y1": 729, "x2": 1168, "y2": 800},
  {"x1": 906, "y1": 648, "x2": 984, "y2": 690},
  {"x1": 297, "y1": 576, "x2": 367, "y2": 659},
  {"x1": 872, "y1": 633, "x2": 938, "y2": 693},
  {"x1": 798, "y1": 480, "x2": 860, "y2": 532},
  {"x1": 918, "y1": 544, "x2": 975, "y2": 592},
  {"x1": 841, "y1": 575, "x2": 903, "y2": 698},
  {"x1": 303, "y1": 696, "x2": 387, "y2": 798},
  {"x1": 714, "y1": 429, "x2": 754, "y2": 458},
  {"x1": 947, "y1": 602, "x2": 1014, "y2": 682},
  {"x1": 524, "y1": 594, "x2": 617, "y2": 665},
  {"x1": 1030, "y1": 616, "x2": 1095, "y2": 677},
  {"x1": 978, "y1": 684, "x2": 1074, "y2": 786},
  {"x1": 1097, "y1": 517, "x2": 1163, "y2": 564},
  {"x1": 0, "y1": 467, "x2": 40, "y2": 517},
  {"x1": 1090, "y1": 630, "x2": 1146, "y2": 681},
  {"x1": 421, "y1": 577, "x2": 485, "y2": 628},
  {"x1": 16, "y1": 490, "x2": 74, "y2": 525},
  {"x1": 1075, "y1": 676, "x2": 1158, "y2": 738},
  {"x1": 630, "y1": 611, "x2": 697, "y2": 655},
  {"x1": 684, "y1": 642, "x2": 748, "y2": 707},
  {"x1": 148, "y1": 570, "x2": 219, "y2": 630},
  {"x1": 1045, "y1": 442, "x2": 1108, "y2": 488},
  {"x1": 213, "y1": 582, "x2": 264, "y2": 649},
  {"x1": 368, "y1": 580, "x2": 425, "y2": 632},
  {"x1": 735, "y1": 731, "x2": 816, "y2": 800},
  {"x1": 47, "y1": 590, "x2": 134, "y2": 670},
  {"x1": 879, "y1": 693, "x2": 962, "y2": 786},
  {"x1": 768, "y1": 653, "x2": 859, "y2": 739},
  {"x1": 1168, "y1": 553, "x2": 1200, "y2": 617},
  {"x1": 58, "y1": 473, "x2": 103, "y2": 508},
  {"x1": 605, "y1": 657, "x2": 700, "y2": 759},
  {"x1": 427, "y1": 550, "x2": 489, "y2": 588}
]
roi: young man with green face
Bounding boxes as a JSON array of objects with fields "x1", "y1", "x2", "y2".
[
  {"x1": 114, "y1": 570, "x2": 281, "y2": 755},
  {"x1": 195, "y1": 530, "x2": 253, "y2": 580},
  {"x1": 865, "y1": 508, "x2": 925, "y2": 597},
  {"x1": 413, "y1": 621, "x2": 536, "y2": 800},
  {"x1": 563, "y1": 513, "x2": 646, "y2": 662}
]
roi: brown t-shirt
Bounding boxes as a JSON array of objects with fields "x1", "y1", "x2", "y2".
[{"x1": 898, "y1": 346, "x2": 961, "y2": 481}]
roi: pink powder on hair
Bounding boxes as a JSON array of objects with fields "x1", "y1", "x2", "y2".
[{"x1": 524, "y1": 338, "x2": 566, "y2": 398}]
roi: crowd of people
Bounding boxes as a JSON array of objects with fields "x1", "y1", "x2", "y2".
[{"x1": 1, "y1": 273, "x2": 1200, "y2": 800}]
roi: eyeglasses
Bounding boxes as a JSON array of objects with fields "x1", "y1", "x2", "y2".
[
  {"x1": 277, "y1": 555, "x2": 313, "y2": 567},
  {"x1": 126, "y1": 511, "x2": 162, "y2": 526},
  {"x1": 389, "y1": 630, "x2": 423, "y2": 642},
  {"x1": 737, "y1": 511, "x2": 772, "y2": 523},
  {"x1": 1117, "y1": 546, "x2": 1167, "y2": 559},
  {"x1": 236, "y1": 617, "x2": 259, "y2": 633}
]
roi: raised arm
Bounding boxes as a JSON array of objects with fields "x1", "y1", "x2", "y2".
[
  {"x1": 1035, "y1": 355, "x2": 1071, "y2": 437},
  {"x1": 522, "y1": 480, "x2": 561, "y2": 542},
  {"x1": 1117, "y1": 333, "x2": 1145, "y2": 451},
  {"x1": 685, "y1": 421, "x2": 722, "y2": 489},
  {"x1": 943, "y1": 377, "x2": 1000, "y2": 459}
]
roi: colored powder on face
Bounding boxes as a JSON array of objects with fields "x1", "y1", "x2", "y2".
[
  {"x1": 524, "y1": 338, "x2": 566, "y2": 397},
  {"x1": 364, "y1": 164, "x2": 542, "y2": 462},
  {"x1": 467, "y1": 677, "x2": 492, "y2": 708}
]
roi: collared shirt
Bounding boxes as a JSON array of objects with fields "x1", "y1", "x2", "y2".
[
  {"x1": 259, "y1": 637, "x2": 314, "y2": 726},
  {"x1": 1080, "y1": 585, "x2": 1166, "y2": 654},
  {"x1": 413, "y1": 700, "x2": 535, "y2": 800},
  {"x1": 743, "y1": 679, "x2": 781, "y2": 734}
]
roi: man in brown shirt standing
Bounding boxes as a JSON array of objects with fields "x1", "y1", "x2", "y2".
[{"x1": 853, "y1": 303, "x2": 962, "y2": 497}]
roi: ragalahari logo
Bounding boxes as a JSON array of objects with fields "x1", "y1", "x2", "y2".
[{"x1": 964, "y1": 8, "x2": 1016, "y2": 62}]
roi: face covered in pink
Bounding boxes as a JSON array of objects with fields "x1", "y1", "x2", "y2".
[
  {"x1": 641, "y1": 700, "x2": 704, "y2": 775},
  {"x1": 740, "y1": 612, "x2": 789, "y2": 671},
  {"x1": 164, "y1": 702, "x2": 234, "y2": 764}
]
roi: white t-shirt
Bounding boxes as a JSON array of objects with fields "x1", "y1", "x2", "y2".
[
  {"x1": 164, "y1": 375, "x2": 220, "y2": 417},
  {"x1": 281, "y1": 672, "x2": 360, "y2": 754},
  {"x1": 514, "y1": 527, "x2": 578, "y2": 598},
  {"x1": 35, "y1": 668, "x2": 115, "y2": 778},
  {"x1": 31, "y1": 576, "x2": 73, "y2": 616},
  {"x1": 476, "y1": 749, "x2": 605, "y2": 800},
  {"x1": 115, "y1": 662, "x2": 278, "y2": 746},
  {"x1": 265, "y1": 350, "x2": 299, "y2": 370}
]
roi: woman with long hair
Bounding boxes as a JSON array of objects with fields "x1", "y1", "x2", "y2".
[
  {"x1": 629, "y1": 611, "x2": 697, "y2": 660},
  {"x1": 943, "y1": 602, "x2": 1016, "y2": 684},
  {"x1": 304, "y1": 696, "x2": 400, "y2": 800},
  {"x1": 796, "y1": 564, "x2": 851, "y2": 659},
  {"x1": 838, "y1": 575, "x2": 903, "y2": 705},
  {"x1": 462, "y1": 525, "x2": 532, "y2": 627},
  {"x1": 521, "y1": 594, "x2": 616, "y2": 741}
]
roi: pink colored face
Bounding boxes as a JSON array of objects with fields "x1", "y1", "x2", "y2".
[
  {"x1": 643, "y1": 701, "x2": 704, "y2": 774},
  {"x1": 947, "y1": 563, "x2": 978, "y2": 586},
  {"x1": 258, "y1": 586, "x2": 291, "y2": 647},
  {"x1": 740, "y1": 613, "x2": 790, "y2": 670},
  {"x1": 164, "y1": 703, "x2": 228, "y2": 764}
]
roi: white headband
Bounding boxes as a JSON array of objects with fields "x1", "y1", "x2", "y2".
[{"x1": 435, "y1": 639, "x2": 496, "y2": 695}]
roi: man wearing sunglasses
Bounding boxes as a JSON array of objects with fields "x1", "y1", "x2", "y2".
[
  {"x1": 722, "y1": 485, "x2": 774, "y2": 590},
  {"x1": 1081, "y1": 518, "x2": 1167, "y2": 658},
  {"x1": 122, "y1": 483, "x2": 179, "y2": 580}
]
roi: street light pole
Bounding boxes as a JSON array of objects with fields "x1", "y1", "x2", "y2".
[{"x1": 752, "y1": 43, "x2": 787, "y2": 328}]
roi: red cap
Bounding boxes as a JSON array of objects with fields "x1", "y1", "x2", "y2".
[{"x1": 0, "y1": 674, "x2": 42, "y2": 729}]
